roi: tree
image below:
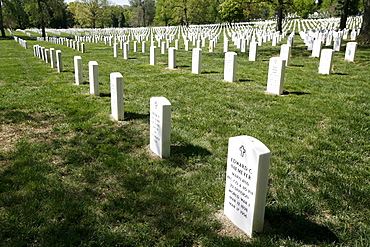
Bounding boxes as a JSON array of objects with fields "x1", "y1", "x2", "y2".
[
  {"x1": 119, "y1": 11, "x2": 125, "y2": 27},
  {"x1": 0, "y1": 0, "x2": 5, "y2": 37},
  {"x1": 293, "y1": 0, "x2": 317, "y2": 18},
  {"x1": 219, "y1": 0, "x2": 244, "y2": 23},
  {"x1": 357, "y1": 0, "x2": 370, "y2": 44},
  {"x1": 129, "y1": 0, "x2": 155, "y2": 26}
]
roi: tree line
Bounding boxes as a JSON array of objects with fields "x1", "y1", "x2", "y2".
[{"x1": 0, "y1": 0, "x2": 369, "y2": 43}]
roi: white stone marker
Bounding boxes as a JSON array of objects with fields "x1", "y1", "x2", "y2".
[
  {"x1": 344, "y1": 42, "x2": 357, "y2": 62},
  {"x1": 81, "y1": 43, "x2": 85, "y2": 53},
  {"x1": 224, "y1": 52, "x2": 237, "y2": 82},
  {"x1": 150, "y1": 46, "x2": 157, "y2": 65},
  {"x1": 50, "y1": 48, "x2": 56, "y2": 68},
  {"x1": 249, "y1": 42, "x2": 258, "y2": 61},
  {"x1": 333, "y1": 36, "x2": 341, "y2": 52},
  {"x1": 224, "y1": 135, "x2": 271, "y2": 238},
  {"x1": 224, "y1": 39, "x2": 229, "y2": 52},
  {"x1": 74, "y1": 56, "x2": 83, "y2": 85},
  {"x1": 123, "y1": 43, "x2": 129, "y2": 59},
  {"x1": 142, "y1": 41, "x2": 146, "y2": 53},
  {"x1": 184, "y1": 39, "x2": 189, "y2": 51},
  {"x1": 44, "y1": 49, "x2": 50, "y2": 63},
  {"x1": 133, "y1": 41, "x2": 137, "y2": 52},
  {"x1": 110, "y1": 72, "x2": 124, "y2": 121},
  {"x1": 192, "y1": 48, "x2": 202, "y2": 74},
  {"x1": 279, "y1": 44, "x2": 291, "y2": 66},
  {"x1": 168, "y1": 47, "x2": 176, "y2": 69},
  {"x1": 161, "y1": 41, "x2": 166, "y2": 54},
  {"x1": 89, "y1": 61, "x2": 99, "y2": 96},
  {"x1": 266, "y1": 57, "x2": 286, "y2": 95},
  {"x1": 150, "y1": 97, "x2": 171, "y2": 158},
  {"x1": 318, "y1": 49, "x2": 334, "y2": 74},
  {"x1": 56, "y1": 50, "x2": 62, "y2": 73},
  {"x1": 113, "y1": 43, "x2": 118, "y2": 57},
  {"x1": 311, "y1": 39, "x2": 322, "y2": 58}
]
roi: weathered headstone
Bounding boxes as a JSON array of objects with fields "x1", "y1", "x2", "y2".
[
  {"x1": 142, "y1": 41, "x2": 146, "y2": 53},
  {"x1": 74, "y1": 56, "x2": 83, "y2": 85},
  {"x1": 266, "y1": 57, "x2": 286, "y2": 95},
  {"x1": 113, "y1": 43, "x2": 118, "y2": 57},
  {"x1": 333, "y1": 36, "x2": 341, "y2": 52},
  {"x1": 224, "y1": 135, "x2": 271, "y2": 238},
  {"x1": 150, "y1": 97, "x2": 171, "y2": 158},
  {"x1": 123, "y1": 42, "x2": 129, "y2": 59},
  {"x1": 110, "y1": 72, "x2": 124, "y2": 120},
  {"x1": 224, "y1": 52, "x2": 237, "y2": 82},
  {"x1": 318, "y1": 49, "x2": 334, "y2": 74},
  {"x1": 192, "y1": 48, "x2": 202, "y2": 74},
  {"x1": 311, "y1": 39, "x2": 322, "y2": 57},
  {"x1": 89, "y1": 61, "x2": 99, "y2": 96},
  {"x1": 50, "y1": 48, "x2": 56, "y2": 68}
]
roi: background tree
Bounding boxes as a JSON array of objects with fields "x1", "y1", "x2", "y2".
[
  {"x1": 118, "y1": 11, "x2": 126, "y2": 27},
  {"x1": 0, "y1": 0, "x2": 5, "y2": 37},
  {"x1": 219, "y1": 0, "x2": 244, "y2": 23},
  {"x1": 357, "y1": 0, "x2": 370, "y2": 44},
  {"x1": 129, "y1": 0, "x2": 155, "y2": 27},
  {"x1": 293, "y1": 0, "x2": 317, "y2": 18}
]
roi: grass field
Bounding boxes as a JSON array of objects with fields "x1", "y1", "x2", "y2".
[{"x1": 0, "y1": 29, "x2": 369, "y2": 246}]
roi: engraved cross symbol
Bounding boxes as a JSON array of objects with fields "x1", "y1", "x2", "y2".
[
  {"x1": 239, "y1": 145, "x2": 246, "y2": 157},
  {"x1": 154, "y1": 101, "x2": 158, "y2": 109}
]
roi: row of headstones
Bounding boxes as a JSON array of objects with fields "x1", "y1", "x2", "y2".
[
  {"x1": 13, "y1": 36, "x2": 28, "y2": 49},
  {"x1": 38, "y1": 36, "x2": 86, "y2": 53},
  {"x1": 33, "y1": 45, "x2": 63, "y2": 73}
]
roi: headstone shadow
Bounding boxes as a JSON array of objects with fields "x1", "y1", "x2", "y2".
[
  {"x1": 332, "y1": 72, "x2": 348, "y2": 76},
  {"x1": 202, "y1": 71, "x2": 219, "y2": 74},
  {"x1": 282, "y1": 90, "x2": 310, "y2": 95},
  {"x1": 124, "y1": 111, "x2": 149, "y2": 121},
  {"x1": 239, "y1": 78, "x2": 253, "y2": 82},
  {"x1": 99, "y1": 92, "x2": 111, "y2": 97},
  {"x1": 263, "y1": 207, "x2": 339, "y2": 245}
]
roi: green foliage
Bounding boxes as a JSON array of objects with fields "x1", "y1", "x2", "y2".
[
  {"x1": 293, "y1": 0, "x2": 317, "y2": 18},
  {"x1": 219, "y1": 0, "x2": 244, "y2": 23}
]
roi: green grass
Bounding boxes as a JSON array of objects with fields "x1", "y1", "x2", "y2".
[{"x1": 1, "y1": 29, "x2": 369, "y2": 246}]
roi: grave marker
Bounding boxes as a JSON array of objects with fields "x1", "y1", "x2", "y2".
[
  {"x1": 224, "y1": 52, "x2": 237, "y2": 82},
  {"x1": 318, "y1": 49, "x2": 334, "y2": 74},
  {"x1": 168, "y1": 47, "x2": 176, "y2": 69},
  {"x1": 89, "y1": 61, "x2": 99, "y2": 96},
  {"x1": 224, "y1": 135, "x2": 271, "y2": 238},
  {"x1": 150, "y1": 97, "x2": 171, "y2": 158},
  {"x1": 56, "y1": 50, "x2": 62, "y2": 73},
  {"x1": 150, "y1": 46, "x2": 157, "y2": 65},
  {"x1": 192, "y1": 48, "x2": 202, "y2": 74},
  {"x1": 344, "y1": 42, "x2": 357, "y2": 62},
  {"x1": 266, "y1": 57, "x2": 286, "y2": 95},
  {"x1": 74, "y1": 56, "x2": 83, "y2": 85},
  {"x1": 110, "y1": 72, "x2": 124, "y2": 120}
]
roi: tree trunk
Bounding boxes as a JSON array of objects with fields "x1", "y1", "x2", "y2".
[
  {"x1": 0, "y1": 0, "x2": 5, "y2": 37},
  {"x1": 276, "y1": 6, "x2": 283, "y2": 33},
  {"x1": 339, "y1": 0, "x2": 349, "y2": 30},
  {"x1": 357, "y1": 0, "x2": 370, "y2": 44},
  {"x1": 37, "y1": 0, "x2": 46, "y2": 38}
]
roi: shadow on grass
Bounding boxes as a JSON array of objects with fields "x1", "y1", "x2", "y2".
[
  {"x1": 263, "y1": 207, "x2": 339, "y2": 245},
  {"x1": 332, "y1": 72, "x2": 348, "y2": 76},
  {"x1": 203, "y1": 71, "x2": 219, "y2": 74},
  {"x1": 99, "y1": 92, "x2": 111, "y2": 97},
  {"x1": 124, "y1": 111, "x2": 149, "y2": 121},
  {"x1": 282, "y1": 90, "x2": 310, "y2": 95},
  {"x1": 239, "y1": 78, "x2": 253, "y2": 82},
  {"x1": 1, "y1": 109, "x2": 34, "y2": 123}
]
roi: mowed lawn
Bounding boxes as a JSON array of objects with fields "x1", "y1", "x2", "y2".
[{"x1": 0, "y1": 30, "x2": 369, "y2": 246}]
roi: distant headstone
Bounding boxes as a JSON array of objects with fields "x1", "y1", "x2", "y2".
[
  {"x1": 123, "y1": 42, "x2": 129, "y2": 59},
  {"x1": 133, "y1": 41, "x2": 137, "y2": 52},
  {"x1": 161, "y1": 41, "x2": 166, "y2": 54},
  {"x1": 192, "y1": 48, "x2": 202, "y2": 74},
  {"x1": 110, "y1": 72, "x2": 124, "y2": 121},
  {"x1": 142, "y1": 41, "x2": 146, "y2": 53},
  {"x1": 333, "y1": 36, "x2": 341, "y2": 51},
  {"x1": 279, "y1": 44, "x2": 291, "y2": 66},
  {"x1": 318, "y1": 49, "x2": 334, "y2": 74},
  {"x1": 44, "y1": 49, "x2": 49, "y2": 63},
  {"x1": 56, "y1": 50, "x2": 62, "y2": 73},
  {"x1": 114, "y1": 43, "x2": 118, "y2": 57},
  {"x1": 266, "y1": 57, "x2": 286, "y2": 95},
  {"x1": 311, "y1": 39, "x2": 322, "y2": 57},
  {"x1": 74, "y1": 56, "x2": 83, "y2": 85},
  {"x1": 150, "y1": 46, "x2": 157, "y2": 65},
  {"x1": 89, "y1": 61, "x2": 99, "y2": 96},
  {"x1": 224, "y1": 52, "x2": 237, "y2": 82},
  {"x1": 249, "y1": 42, "x2": 258, "y2": 61},
  {"x1": 224, "y1": 135, "x2": 271, "y2": 238},
  {"x1": 344, "y1": 42, "x2": 357, "y2": 62},
  {"x1": 150, "y1": 97, "x2": 171, "y2": 158},
  {"x1": 168, "y1": 47, "x2": 176, "y2": 69},
  {"x1": 50, "y1": 48, "x2": 56, "y2": 68}
]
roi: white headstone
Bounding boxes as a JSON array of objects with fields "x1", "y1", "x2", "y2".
[
  {"x1": 192, "y1": 48, "x2": 202, "y2": 74},
  {"x1": 333, "y1": 36, "x2": 341, "y2": 51},
  {"x1": 110, "y1": 72, "x2": 124, "y2": 120},
  {"x1": 114, "y1": 43, "x2": 118, "y2": 57},
  {"x1": 142, "y1": 41, "x2": 146, "y2": 53},
  {"x1": 344, "y1": 42, "x2": 357, "y2": 62},
  {"x1": 74, "y1": 56, "x2": 83, "y2": 85},
  {"x1": 56, "y1": 50, "x2": 62, "y2": 73},
  {"x1": 89, "y1": 61, "x2": 99, "y2": 96},
  {"x1": 123, "y1": 42, "x2": 129, "y2": 59},
  {"x1": 224, "y1": 52, "x2": 237, "y2": 82},
  {"x1": 150, "y1": 46, "x2": 157, "y2": 65},
  {"x1": 50, "y1": 48, "x2": 56, "y2": 68},
  {"x1": 266, "y1": 57, "x2": 286, "y2": 95},
  {"x1": 224, "y1": 135, "x2": 271, "y2": 238},
  {"x1": 318, "y1": 49, "x2": 334, "y2": 74},
  {"x1": 249, "y1": 42, "x2": 258, "y2": 61},
  {"x1": 150, "y1": 97, "x2": 171, "y2": 158},
  {"x1": 311, "y1": 39, "x2": 322, "y2": 58},
  {"x1": 279, "y1": 44, "x2": 291, "y2": 66},
  {"x1": 168, "y1": 47, "x2": 176, "y2": 69}
]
